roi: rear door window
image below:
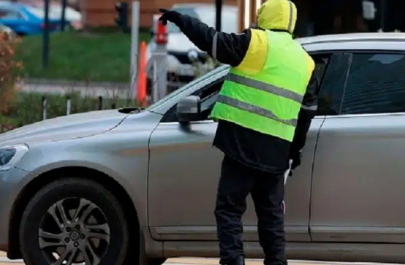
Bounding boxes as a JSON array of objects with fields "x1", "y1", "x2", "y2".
[{"x1": 341, "y1": 53, "x2": 405, "y2": 115}]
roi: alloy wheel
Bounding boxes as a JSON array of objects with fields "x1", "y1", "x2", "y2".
[{"x1": 38, "y1": 197, "x2": 111, "y2": 265}]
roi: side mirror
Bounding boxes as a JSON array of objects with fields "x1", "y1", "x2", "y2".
[{"x1": 176, "y1": 95, "x2": 202, "y2": 123}]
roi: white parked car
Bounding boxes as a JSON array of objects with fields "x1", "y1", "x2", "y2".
[
  {"x1": 146, "y1": 3, "x2": 238, "y2": 93},
  {"x1": 49, "y1": 5, "x2": 82, "y2": 30}
]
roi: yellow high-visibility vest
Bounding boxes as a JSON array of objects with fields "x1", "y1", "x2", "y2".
[{"x1": 211, "y1": 29, "x2": 314, "y2": 142}]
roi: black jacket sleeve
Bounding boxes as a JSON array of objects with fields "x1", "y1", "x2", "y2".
[
  {"x1": 169, "y1": 13, "x2": 251, "y2": 67},
  {"x1": 289, "y1": 73, "x2": 319, "y2": 157}
]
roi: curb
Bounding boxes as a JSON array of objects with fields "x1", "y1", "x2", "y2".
[{"x1": 0, "y1": 256, "x2": 23, "y2": 263}]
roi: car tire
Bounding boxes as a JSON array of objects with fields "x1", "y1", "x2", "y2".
[{"x1": 19, "y1": 177, "x2": 129, "y2": 265}]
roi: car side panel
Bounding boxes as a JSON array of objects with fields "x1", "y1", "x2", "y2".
[
  {"x1": 284, "y1": 117, "x2": 324, "y2": 241},
  {"x1": 148, "y1": 121, "x2": 222, "y2": 240},
  {"x1": 15, "y1": 111, "x2": 162, "y2": 229},
  {"x1": 311, "y1": 114, "x2": 405, "y2": 243},
  {"x1": 148, "y1": 118, "x2": 323, "y2": 242}
]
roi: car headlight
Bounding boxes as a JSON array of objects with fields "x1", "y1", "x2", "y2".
[{"x1": 0, "y1": 144, "x2": 29, "y2": 172}]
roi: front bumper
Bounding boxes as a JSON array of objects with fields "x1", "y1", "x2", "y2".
[{"x1": 0, "y1": 167, "x2": 30, "y2": 252}]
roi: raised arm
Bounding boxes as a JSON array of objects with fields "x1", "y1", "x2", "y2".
[{"x1": 159, "y1": 9, "x2": 251, "y2": 67}]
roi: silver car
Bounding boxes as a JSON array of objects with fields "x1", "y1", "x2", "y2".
[{"x1": 2, "y1": 33, "x2": 405, "y2": 265}]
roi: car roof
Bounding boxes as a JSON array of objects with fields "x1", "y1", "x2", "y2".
[{"x1": 297, "y1": 32, "x2": 405, "y2": 45}]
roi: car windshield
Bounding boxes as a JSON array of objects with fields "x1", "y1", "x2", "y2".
[
  {"x1": 146, "y1": 64, "x2": 229, "y2": 111},
  {"x1": 167, "y1": 7, "x2": 237, "y2": 34}
]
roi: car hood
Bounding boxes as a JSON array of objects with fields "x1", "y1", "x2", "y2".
[{"x1": 0, "y1": 109, "x2": 128, "y2": 147}]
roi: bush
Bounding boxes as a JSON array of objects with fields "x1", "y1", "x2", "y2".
[
  {"x1": 0, "y1": 32, "x2": 22, "y2": 114},
  {"x1": 2, "y1": 91, "x2": 139, "y2": 131}
]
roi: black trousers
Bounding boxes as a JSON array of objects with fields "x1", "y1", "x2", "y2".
[{"x1": 215, "y1": 155, "x2": 286, "y2": 265}]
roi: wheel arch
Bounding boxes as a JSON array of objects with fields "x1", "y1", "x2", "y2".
[{"x1": 7, "y1": 166, "x2": 140, "y2": 259}]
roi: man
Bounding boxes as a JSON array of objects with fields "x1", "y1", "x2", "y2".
[{"x1": 159, "y1": 1, "x2": 318, "y2": 265}]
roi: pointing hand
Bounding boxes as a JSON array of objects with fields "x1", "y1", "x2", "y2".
[{"x1": 159, "y1": 8, "x2": 181, "y2": 25}]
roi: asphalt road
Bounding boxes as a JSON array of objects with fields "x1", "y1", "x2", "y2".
[
  {"x1": 0, "y1": 253, "x2": 339, "y2": 265},
  {"x1": 0, "y1": 253, "x2": 397, "y2": 265}
]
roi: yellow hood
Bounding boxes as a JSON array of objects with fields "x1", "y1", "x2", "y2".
[{"x1": 257, "y1": 0, "x2": 297, "y2": 34}]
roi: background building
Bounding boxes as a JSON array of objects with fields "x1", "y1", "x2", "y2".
[
  {"x1": 237, "y1": 0, "x2": 405, "y2": 36},
  {"x1": 16, "y1": 0, "x2": 401, "y2": 34},
  {"x1": 84, "y1": 0, "x2": 236, "y2": 28}
]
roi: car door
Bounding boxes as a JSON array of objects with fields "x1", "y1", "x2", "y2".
[
  {"x1": 147, "y1": 53, "x2": 331, "y2": 243},
  {"x1": 311, "y1": 52, "x2": 405, "y2": 243},
  {"x1": 148, "y1": 78, "x2": 225, "y2": 241}
]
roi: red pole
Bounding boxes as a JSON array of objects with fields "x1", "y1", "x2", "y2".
[{"x1": 137, "y1": 41, "x2": 147, "y2": 106}]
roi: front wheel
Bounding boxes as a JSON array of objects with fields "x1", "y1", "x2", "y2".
[{"x1": 19, "y1": 178, "x2": 129, "y2": 265}]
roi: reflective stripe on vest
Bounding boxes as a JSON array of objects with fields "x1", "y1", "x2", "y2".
[
  {"x1": 226, "y1": 73, "x2": 303, "y2": 104},
  {"x1": 287, "y1": 1, "x2": 294, "y2": 33},
  {"x1": 216, "y1": 94, "x2": 297, "y2": 127}
]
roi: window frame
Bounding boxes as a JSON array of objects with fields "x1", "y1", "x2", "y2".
[
  {"x1": 159, "y1": 50, "x2": 351, "y2": 123},
  {"x1": 312, "y1": 51, "x2": 352, "y2": 117},
  {"x1": 310, "y1": 52, "x2": 334, "y2": 100}
]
